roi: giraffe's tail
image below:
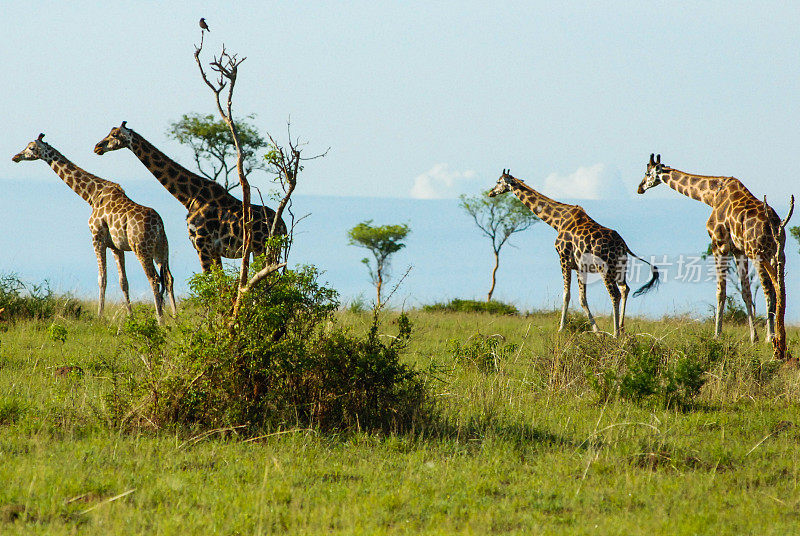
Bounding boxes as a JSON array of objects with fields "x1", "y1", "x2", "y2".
[
  {"x1": 158, "y1": 257, "x2": 178, "y2": 315},
  {"x1": 626, "y1": 248, "x2": 660, "y2": 297},
  {"x1": 158, "y1": 264, "x2": 167, "y2": 296}
]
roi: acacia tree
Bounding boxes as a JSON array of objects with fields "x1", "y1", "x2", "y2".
[
  {"x1": 460, "y1": 191, "x2": 539, "y2": 301},
  {"x1": 167, "y1": 113, "x2": 268, "y2": 191},
  {"x1": 348, "y1": 221, "x2": 411, "y2": 308},
  {"x1": 790, "y1": 226, "x2": 800, "y2": 252}
]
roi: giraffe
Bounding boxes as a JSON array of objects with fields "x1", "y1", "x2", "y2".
[
  {"x1": 94, "y1": 122, "x2": 286, "y2": 272},
  {"x1": 638, "y1": 154, "x2": 793, "y2": 350},
  {"x1": 12, "y1": 134, "x2": 177, "y2": 324},
  {"x1": 489, "y1": 169, "x2": 659, "y2": 337}
]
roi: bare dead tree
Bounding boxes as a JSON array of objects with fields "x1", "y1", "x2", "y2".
[
  {"x1": 264, "y1": 122, "x2": 328, "y2": 261},
  {"x1": 194, "y1": 31, "x2": 284, "y2": 317}
]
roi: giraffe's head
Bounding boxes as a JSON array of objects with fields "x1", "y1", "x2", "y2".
[
  {"x1": 637, "y1": 153, "x2": 669, "y2": 194},
  {"x1": 488, "y1": 169, "x2": 518, "y2": 197},
  {"x1": 12, "y1": 133, "x2": 51, "y2": 163},
  {"x1": 94, "y1": 121, "x2": 133, "y2": 155}
]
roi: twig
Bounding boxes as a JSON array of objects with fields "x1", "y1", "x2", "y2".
[
  {"x1": 575, "y1": 421, "x2": 660, "y2": 452},
  {"x1": 377, "y1": 265, "x2": 413, "y2": 311},
  {"x1": 178, "y1": 425, "x2": 246, "y2": 449},
  {"x1": 242, "y1": 428, "x2": 316, "y2": 443},
  {"x1": 80, "y1": 489, "x2": 136, "y2": 515},
  {"x1": 745, "y1": 432, "x2": 775, "y2": 457},
  {"x1": 242, "y1": 262, "x2": 287, "y2": 292},
  {"x1": 758, "y1": 491, "x2": 788, "y2": 506},
  {"x1": 65, "y1": 493, "x2": 90, "y2": 504}
]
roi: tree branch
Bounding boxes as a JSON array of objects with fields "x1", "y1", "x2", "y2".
[
  {"x1": 195, "y1": 31, "x2": 253, "y2": 317},
  {"x1": 241, "y1": 263, "x2": 287, "y2": 293}
]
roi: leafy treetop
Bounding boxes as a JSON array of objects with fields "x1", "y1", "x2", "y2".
[
  {"x1": 167, "y1": 113, "x2": 268, "y2": 191},
  {"x1": 348, "y1": 220, "x2": 411, "y2": 307},
  {"x1": 459, "y1": 191, "x2": 539, "y2": 255}
]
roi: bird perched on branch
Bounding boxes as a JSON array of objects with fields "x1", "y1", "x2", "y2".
[{"x1": 199, "y1": 18, "x2": 210, "y2": 32}]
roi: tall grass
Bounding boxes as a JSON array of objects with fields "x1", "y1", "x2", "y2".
[
  {"x1": 0, "y1": 273, "x2": 83, "y2": 322},
  {"x1": 1, "y1": 307, "x2": 798, "y2": 534}
]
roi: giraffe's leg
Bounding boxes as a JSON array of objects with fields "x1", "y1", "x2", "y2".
[
  {"x1": 756, "y1": 261, "x2": 776, "y2": 343},
  {"x1": 137, "y1": 254, "x2": 164, "y2": 325},
  {"x1": 603, "y1": 273, "x2": 622, "y2": 338},
  {"x1": 577, "y1": 279, "x2": 599, "y2": 333},
  {"x1": 558, "y1": 264, "x2": 571, "y2": 332},
  {"x1": 111, "y1": 249, "x2": 132, "y2": 314},
  {"x1": 193, "y1": 235, "x2": 221, "y2": 273},
  {"x1": 735, "y1": 255, "x2": 758, "y2": 343},
  {"x1": 616, "y1": 255, "x2": 629, "y2": 333},
  {"x1": 618, "y1": 278, "x2": 630, "y2": 333},
  {"x1": 197, "y1": 250, "x2": 223, "y2": 273},
  {"x1": 93, "y1": 239, "x2": 107, "y2": 318},
  {"x1": 713, "y1": 250, "x2": 729, "y2": 338}
]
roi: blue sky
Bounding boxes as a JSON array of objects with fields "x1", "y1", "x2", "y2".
[
  {"x1": 4, "y1": 2, "x2": 799, "y2": 201},
  {"x1": 4, "y1": 2, "x2": 800, "y2": 322}
]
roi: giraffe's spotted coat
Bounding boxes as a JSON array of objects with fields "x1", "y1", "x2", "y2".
[
  {"x1": 489, "y1": 170, "x2": 659, "y2": 338},
  {"x1": 94, "y1": 122, "x2": 286, "y2": 273},
  {"x1": 12, "y1": 135, "x2": 177, "y2": 324},
  {"x1": 638, "y1": 153, "x2": 786, "y2": 343}
]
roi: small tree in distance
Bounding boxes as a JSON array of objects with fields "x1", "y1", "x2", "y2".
[
  {"x1": 348, "y1": 221, "x2": 411, "y2": 308},
  {"x1": 790, "y1": 226, "x2": 800, "y2": 253},
  {"x1": 460, "y1": 191, "x2": 539, "y2": 301},
  {"x1": 167, "y1": 113, "x2": 268, "y2": 192}
]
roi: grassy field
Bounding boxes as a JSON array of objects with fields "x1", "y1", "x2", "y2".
[{"x1": 1, "y1": 305, "x2": 800, "y2": 535}]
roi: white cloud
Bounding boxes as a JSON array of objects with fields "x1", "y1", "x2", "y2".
[
  {"x1": 541, "y1": 163, "x2": 612, "y2": 200},
  {"x1": 410, "y1": 163, "x2": 476, "y2": 199}
]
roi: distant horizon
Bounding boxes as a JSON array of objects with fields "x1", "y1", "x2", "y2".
[{"x1": 3, "y1": 178, "x2": 799, "y2": 324}]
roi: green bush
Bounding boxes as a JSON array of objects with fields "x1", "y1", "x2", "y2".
[
  {"x1": 0, "y1": 274, "x2": 82, "y2": 322},
  {"x1": 47, "y1": 323, "x2": 68, "y2": 344},
  {"x1": 423, "y1": 299, "x2": 519, "y2": 316},
  {"x1": 560, "y1": 313, "x2": 593, "y2": 334},
  {"x1": 345, "y1": 294, "x2": 369, "y2": 314},
  {"x1": 0, "y1": 398, "x2": 25, "y2": 426},
  {"x1": 588, "y1": 337, "x2": 725, "y2": 409},
  {"x1": 448, "y1": 334, "x2": 518, "y2": 373},
  {"x1": 118, "y1": 260, "x2": 430, "y2": 434},
  {"x1": 707, "y1": 296, "x2": 764, "y2": 326}
]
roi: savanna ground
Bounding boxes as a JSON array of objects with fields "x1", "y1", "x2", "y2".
[{"x1": 1, "y1": 300, "x2": 799, "y2": 535}]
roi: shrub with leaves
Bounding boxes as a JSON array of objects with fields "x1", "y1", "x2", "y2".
[
  {"x1": 423, "y1": 299, "x2": 519, "y2": 316},
  {"x1": 47, "y1": 323, "x2": 68, "y2": 344},
  {"x1": 0, "y1": 274, "x2": 82, "y2": 322},
  {"x1": 560, "y1": 312, "x2": 593, "y2": 334},
  {"x1": 449, "y1": 334, "x2": 518, "y2": 373},
  {"x1": 588, "y1": 336, "x2": 726, "y2": 409},
  {"x1": 119, "y1": 259, "x2": 429, "y2": 433}
]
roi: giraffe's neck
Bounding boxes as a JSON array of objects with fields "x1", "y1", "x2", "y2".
[
  {"x1": 127, "y1": 130, "x2": 229, "y2": 210},
  {"x1": 509, "y1": 181, "x2": 573, "y2": 229},
  {"x1": 40, "y1": 146, "x2": 115, "y2": 206},
  {"x1": 661, "y1": 169, "x2": 729, "y2": 206}
]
